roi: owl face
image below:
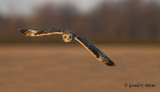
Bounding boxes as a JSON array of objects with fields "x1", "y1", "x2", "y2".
[{"x1": 62, "y1": 33, "x2": 73, "y2": 42}]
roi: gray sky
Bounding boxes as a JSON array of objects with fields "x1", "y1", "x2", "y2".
[
  {"x1": 0, "y1": 0, "x2": 159, "y2": 16},
  {"x1": 0, "y1": 0, "x2": 104, "y2": 16}
]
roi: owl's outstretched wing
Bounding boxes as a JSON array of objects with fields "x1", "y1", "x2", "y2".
[
  {"x1": 75, "y1": 35, "x2": 115, "y2": 66},
  {"x1": 20, "y1": 28, "x2": 66, "y2": 36}
]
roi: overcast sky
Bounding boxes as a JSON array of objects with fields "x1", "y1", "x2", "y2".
[
  {"x1": 0, "y1": 0, "x2": 159, "y2": 16},
  {"x1": 0, "y1": 0, "x2": 101, "y2": 15}
]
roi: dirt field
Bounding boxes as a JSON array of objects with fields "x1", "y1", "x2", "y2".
[{"x1": 0, "y1": 44, "x2": 159, "y2": 92}]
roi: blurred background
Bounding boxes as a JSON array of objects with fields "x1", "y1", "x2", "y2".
[
  {"x1": 0, "y1": 0, "x2": 160, "y2": 92},
  {"x1": 0, "y1": 0, "x2": 160, "y2": 44}
]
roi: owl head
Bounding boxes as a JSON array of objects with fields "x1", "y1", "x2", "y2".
[{"x1": 62, "y1": 33, "x2": 73, "y2": 42}]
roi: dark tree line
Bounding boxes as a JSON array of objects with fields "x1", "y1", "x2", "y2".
[{"x1": 0, "y1": 1, "x2": 160, "y2": 43}]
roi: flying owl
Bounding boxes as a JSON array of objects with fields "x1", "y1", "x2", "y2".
[{"x1": 20, "y1": 28, "x2": 115, "y2": 66}]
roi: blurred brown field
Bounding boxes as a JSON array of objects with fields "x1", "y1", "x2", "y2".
[{"x1": 0, "y1": 44, "x2": 159, "y2": 92}]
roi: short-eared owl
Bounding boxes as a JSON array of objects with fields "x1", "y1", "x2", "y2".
[{"x1": 20, "y1": 28, "x2": 115, "y2": 66}]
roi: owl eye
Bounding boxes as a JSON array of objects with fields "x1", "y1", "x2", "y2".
[
  {"x1": 64, "y1": 35, "x2": 67, "y2": 39},
  {"x1": 69, "y1": 36, "x2": 71, "y2": 38}
]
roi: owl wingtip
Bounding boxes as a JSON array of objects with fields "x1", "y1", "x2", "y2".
[
  {"x1": 106, "y1": 62, "x2": 116, "y2": 66},
  {"x1": 105, "y1": 58, "x2": 116, "y2": 66},
  {"x1": 18, "y1": 29, "x2": 28, "y2": 33}
]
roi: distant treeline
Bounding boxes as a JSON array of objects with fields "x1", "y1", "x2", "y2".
[{"x1": 0, "y1": 1, "x2": 160, "y2": 43}]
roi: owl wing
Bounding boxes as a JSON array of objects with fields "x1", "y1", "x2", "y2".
[
  {"x1": 75, "y1": 35, "x2": 115, "y2": 66},
  {"x1": 20, "y1": 28, "x2": 67, "y2": 36}
]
